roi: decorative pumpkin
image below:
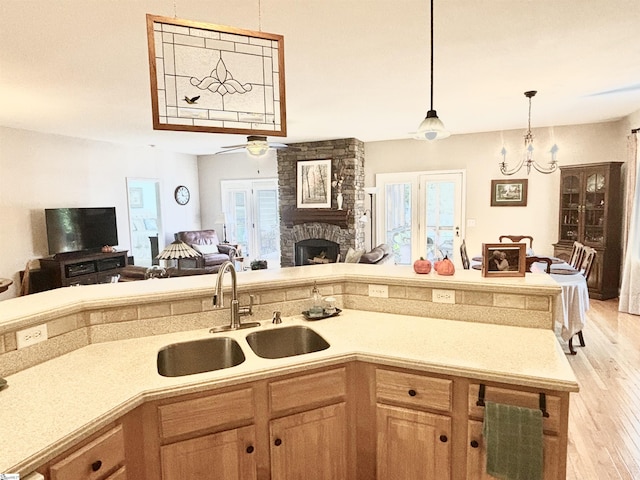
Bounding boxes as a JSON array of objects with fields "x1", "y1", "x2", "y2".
[
  {"x1": 413, "y1": 257, "x2": 432, "y2": 274},
  {"x1": 435, "y1": 256, "x2": 455, "y2": 276}
]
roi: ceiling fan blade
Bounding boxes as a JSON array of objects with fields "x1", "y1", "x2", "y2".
[
  {"x1": 269, "y1": 143, "x2": 288, "y2": 148},
  {"x1": 220, "y1": 143, "x2": 249, "y2": 149},
  {"x1": 214, "y1": 146, "x2": 246, "y2": 155},
  {"x1": 587, "y1": 83, "x2": 640, "y2": 97}
]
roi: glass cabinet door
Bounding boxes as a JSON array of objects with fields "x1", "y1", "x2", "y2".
[
  {"x1": 583, "y1": 171, "x2": 606, "y2": 246},
  {"x1": 559, "y1": 174, "x2": 581, "y2": 242}
]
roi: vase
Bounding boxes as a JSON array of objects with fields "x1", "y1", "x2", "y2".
[{"x1": 337, "y1": 192, "x2": 343, "y2": 210}]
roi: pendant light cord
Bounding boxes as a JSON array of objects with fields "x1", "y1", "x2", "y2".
[{"x1": 430, "y1": 0, "x2": 434, "y2": 110}]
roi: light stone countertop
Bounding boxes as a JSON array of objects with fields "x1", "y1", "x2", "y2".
[{"x1": 1, "y1": 308, "x2": 578, "y2": 476}]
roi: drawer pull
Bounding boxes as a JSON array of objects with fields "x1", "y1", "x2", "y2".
[
  {"x1": 439, "y1": 435, "x2": 448, "y2": 443},
  {"x1": 408, "y1": 389, "x2": 417, "y2": 397},
  {"x1": 246, "y1": 445, "x2": 255, "y2": 454},
  {"x1": 470, "y1": 440, "x2": 479, "y2": 448},
  {"x1": 274, "y1": 438, "x2": 282, "y2": 446},
  {"x1": 91, "y1": 460, "x2": 102, "y2": 472}
]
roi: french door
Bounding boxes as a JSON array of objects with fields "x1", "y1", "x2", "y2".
[
  {"x1": 376, "y1": 171, "x2": 465, "y2": 266},
  {"x1": 221, "y1": 179, "x2": 280, "y2": 266}
]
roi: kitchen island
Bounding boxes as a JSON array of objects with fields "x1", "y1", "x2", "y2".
[{"x1": 0, "y1": 264, "x2": 576, "y2": 478}]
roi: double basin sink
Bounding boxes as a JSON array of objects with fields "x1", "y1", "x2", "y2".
[{"x1": 157, "y1": 325, "x2": 330, "y2": 377}]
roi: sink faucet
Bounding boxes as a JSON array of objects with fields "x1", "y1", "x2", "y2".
[{"x1": 210, "y1": 261, "x2": 261, "y2": 332}]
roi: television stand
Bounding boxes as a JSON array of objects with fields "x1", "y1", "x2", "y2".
[{"x1": 39, "y1": 250, "x2": 128, "y2": 289}]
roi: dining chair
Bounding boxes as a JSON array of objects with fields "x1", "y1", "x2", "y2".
[
  {"x1": 525, "y1": 256, "x2": 552, "y2": 273},
  {"x1": 460, "y1": 240, "x2": 470, "y2": 270},
  {"x1": 568, "y1": 247, "x2": 596, "y2": 354},
  {"x1": 568, "y1": 241, "x2": 585, "y2": 269},
  {"x1": 498, "y1": 235, "x2": 534, "y2": 252}
]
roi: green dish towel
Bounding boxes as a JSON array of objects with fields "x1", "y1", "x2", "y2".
[{"x1": 482, "y1": 401, "x2": 543, "y2": 480}]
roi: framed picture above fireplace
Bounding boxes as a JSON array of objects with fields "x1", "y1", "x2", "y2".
[{"x1": 297, "y1": 159, "x2": 332, "y2": 208}]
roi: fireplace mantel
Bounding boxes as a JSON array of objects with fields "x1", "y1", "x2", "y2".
[{"x1": 281, "y1": 206, "x2": 352, "y2": 228}]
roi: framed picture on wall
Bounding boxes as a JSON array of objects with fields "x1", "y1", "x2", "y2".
[
  {"x1": 490, "y1": 179, "x2": 528, "y2": 206},
  {"x1": 129, "y1": 187, "x2": 144, "y2": 208},
  {"x1": 297, "y1": 159, "x2": 332, "y2": 208},
  {"x1": 481, "y1": 243, "x2": 527, "y2": 277}
]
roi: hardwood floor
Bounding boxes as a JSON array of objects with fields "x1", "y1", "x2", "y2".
[{"x1": 563, "y1": 298, "x2": 640, "y2": 480}]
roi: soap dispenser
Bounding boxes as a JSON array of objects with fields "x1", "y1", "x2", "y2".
[{"x1": 308, "y1": 282, "x2": 324, "y2": 318}]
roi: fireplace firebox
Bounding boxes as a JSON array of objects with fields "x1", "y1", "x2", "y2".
[{"x1": 295, "y1": 239, "x2": 340, "y2": 266}]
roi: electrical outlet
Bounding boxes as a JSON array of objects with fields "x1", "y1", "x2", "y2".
[
  {"x1": 432, "y1": 289, "x2": 455, "y2": 304},
  {"x1": 369, "y1": 284, "x2": 389, "y2": 298},
  {"x1": 16, "y1": 324, "x2": 48, "y2": 349}
]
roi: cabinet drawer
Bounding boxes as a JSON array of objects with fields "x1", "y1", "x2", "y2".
[
  {"x1": 269, "y1": 367, "x2": 346, "y2": 414},
  {"x1": 376, "y1": 369, "x2": 452, "y2": 412},
  {"x1": 50, "y1": 425, "x2": 125, "y2": 480},
  {"x1": 468, "y1": 384, "x2": 562, "y2": 434},
  {"x1": 159, "y1": 387, "x2": 254, "y2": 439}
]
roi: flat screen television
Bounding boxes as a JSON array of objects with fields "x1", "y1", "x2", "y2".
[{"x1": 45, "y1": 207, "x2": 118, "y2": 255}]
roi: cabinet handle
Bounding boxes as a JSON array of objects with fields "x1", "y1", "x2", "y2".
[
  {"x1": 408, "y1": 389, "x2": 417, "y2": 397},
  {"x1": 274, "y1": 438, "x2": 282, "y2": 446},
  {"x1": 439, "y1": 435, "x2": 448, "y2": 443},
  {"x1": 470, "y1": 440, "x2": 479, "y2": 448},
  {"x1": 246, "y1": 445, "x2": 255, "y2": 454},
  {"x1": 91, "y1": 460, "x2": 102, "y2": 472}
]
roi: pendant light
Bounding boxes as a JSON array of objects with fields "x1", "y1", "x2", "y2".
[{"x1": 415, "y1": 0, "x2": 450, "y2": 140}]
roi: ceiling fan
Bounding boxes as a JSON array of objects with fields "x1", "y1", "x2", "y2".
[{"x1": 215, "y1": 135, "x2": 288, "y2": 157}]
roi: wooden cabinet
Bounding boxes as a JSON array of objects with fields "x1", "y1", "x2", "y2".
[
  {"x1": 554, "y1": 162, "x2": 623, "y2": 299},
  {"x1": 270, "y1": 403, "x2": 347, "y2": 480},
  {"x1": 49, "y1": 425, "x2": 126, "y2": 480},
  {"x1": 466, "y1": 383, "x2": 565, "y2": 480},
  {"x1": 39, "y1": 251, "x2": 128, "y2": 288},
  {"x1": 161, "y1": 426, "x2": 257, "y2": 480},
  {"x1": 156, "y1": 387, "x2": 257, "y2": 480},
  {"x1": 375, "y1": 368, "x2": 453, "y2": 479},
  {"x1": 377, "y1": 404, "x2": 451, "y2": 480},
  {"x1": 268, "y1": 367, "x2": 349, "y2": 480}
]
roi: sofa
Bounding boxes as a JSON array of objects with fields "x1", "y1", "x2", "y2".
[
  {"x1": 343, "y1": 243, "x2": 394, "y2": 265},
  {"x1": 174, "y1": 230, "x2": 237, "y2": 269}
]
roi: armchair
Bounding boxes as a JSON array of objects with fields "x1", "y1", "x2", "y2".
[{"x1": 174, "y1": 230, "x2": 236, "y2": 269}]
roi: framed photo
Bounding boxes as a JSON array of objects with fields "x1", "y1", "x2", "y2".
[
  {"x1": 297, "y1": 159, "x2": 332, "y2": 208},
  {"x1": 146, "y1": 14, "x2": 287, "y2": 137},
  {"x1": 481, "y1": 243, "x2": 527, "y2": 277},
  {"x1": 491, "y1": 179, "x2": 528, "y2": 206}
]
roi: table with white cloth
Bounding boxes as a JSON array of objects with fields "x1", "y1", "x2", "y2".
[{"x1": 550, "y1": 272, "x2": 590, "y2": 346}]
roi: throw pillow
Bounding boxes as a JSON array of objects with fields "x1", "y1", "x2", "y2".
[
  {"x1": 193, "y1": 243, "x2": 219, "y2": 255},
  {"x1": 344, "y1": 247, "x2": 365, "y2": 263},
  {"x1": 360, "y1": 247, "x2": 385, "y2": 264}
]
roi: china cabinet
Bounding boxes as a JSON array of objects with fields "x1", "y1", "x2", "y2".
[{"x1": 553, "y1": 162, "x2": 623, "y2": 300}]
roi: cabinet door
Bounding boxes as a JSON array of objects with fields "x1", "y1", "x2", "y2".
[
  {"x1": 582, "y1": 168, "x2": 607, "y2": 247},
  {"x1": 466, "y1": 420, "x2": 559, "y2": 480},
  {"x1": 270, "y1": 402, "x2": 347, "y2": 480},
  {"x1": 559, "y1": 171, "x2": 582, "y2": 243},
  {"x1": 377, "y1": 404, "x2": 451, "y2": 480},
  {"x1": 161, "y1": 425, "x2": 257, "y2": 480}
]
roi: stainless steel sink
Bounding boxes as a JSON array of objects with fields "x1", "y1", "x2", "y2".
[
  {"x1": 157, "y1": 337, "x2": 245, "y2": 377},
  {"x1": 245, "y1": 325, "x2": 330, "y2": 359}
]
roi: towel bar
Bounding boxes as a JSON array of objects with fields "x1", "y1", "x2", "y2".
[{"x1": 476, "y1": 384, "x2": 549, "y2": 418}]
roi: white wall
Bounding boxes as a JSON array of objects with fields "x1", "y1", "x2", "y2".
[
  {"x1": 0, "y1": 127, "x2": 201, "y2": 298},
  {"x1": 365, "y1": 120, "x2": 628, "y2": 258}
]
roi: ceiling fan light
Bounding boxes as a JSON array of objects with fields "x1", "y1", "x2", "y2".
[
  {"x1": 246, "y1": 140, "x2": 269, "y2": 157},
  {"x1": 416, "y1": 110, "x2": 450, "y2": 140}
]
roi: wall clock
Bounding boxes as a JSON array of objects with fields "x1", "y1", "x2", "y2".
[{"x1": 174, "y1": 185, "x2": 190, "y2": 205}]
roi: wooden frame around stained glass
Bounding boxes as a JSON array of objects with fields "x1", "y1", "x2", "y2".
[{"x1": 146, "y1": 14, "x2": 287, "y2": 136}]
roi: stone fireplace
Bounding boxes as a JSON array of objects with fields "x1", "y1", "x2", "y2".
[{"x1": 277, "y1": 138, "x2": 366, "y2": 267}]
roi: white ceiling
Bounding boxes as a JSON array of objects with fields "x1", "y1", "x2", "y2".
[{"x1": 1, "y1": 0, "x2": 640, "y2": 155}]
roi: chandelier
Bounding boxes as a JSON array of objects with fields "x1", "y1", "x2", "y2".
[
  {"x1": 499, "y1": 91, "x2": 559, "y2": 175},
  {"x1": 414, "y1": 0, "x2": 450, "y2": 140}
]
